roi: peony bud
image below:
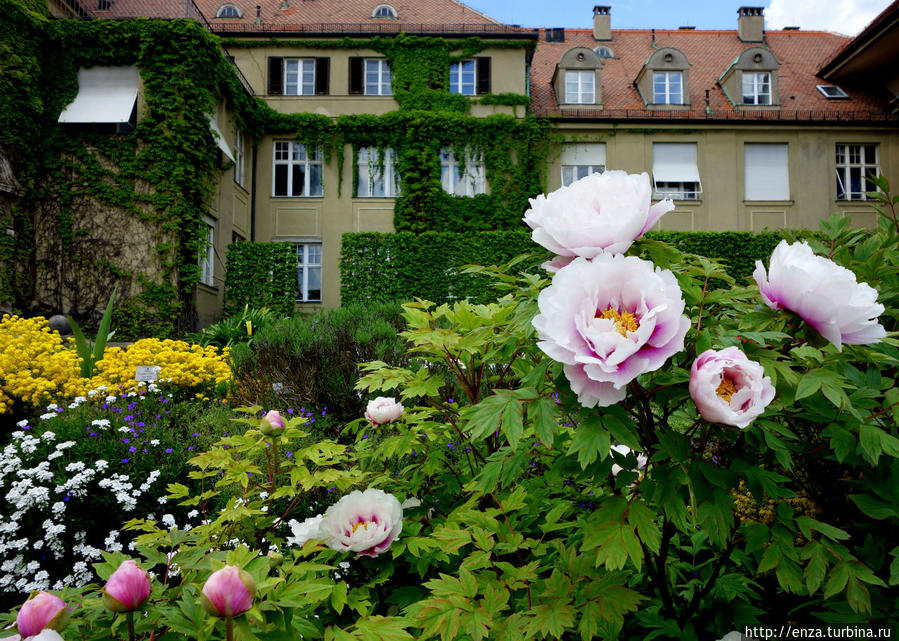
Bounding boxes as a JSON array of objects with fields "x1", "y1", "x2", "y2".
[
  {"x1": 16, "y1": 591, "x2": 68, "y2": 638},
  {"x1": 103, "y1": 559, "x2": 152, "y2": 612},
  {"x1": 259, "y1": 410, "x2": 285, "y2": 435},
  {"x1": 200, "y1": 565, "x2": 255, "y2": 618},
  {"x1": 364, "y1": 397, "x2": 404, "y2": 426}
]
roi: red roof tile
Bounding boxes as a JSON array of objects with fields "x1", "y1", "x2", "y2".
[
  {"x1": 530, "y1": 28, "x2": 892, "y2": 121},
  {"x1": 197, "y1": 0, "x2": 518, "y2": 34}
]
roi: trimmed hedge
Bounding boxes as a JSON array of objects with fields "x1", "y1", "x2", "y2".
[
  {"x1": 340, "y1": 231, "x2": 547, "y2": 305},
  {"x1": 224, "y1": 242, "x2": 298, "y2": 316},
  {"x1": 340, "y1": 230, "x2": 796, "y2": 305}
]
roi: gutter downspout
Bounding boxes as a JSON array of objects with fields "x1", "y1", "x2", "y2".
[{"x1": 250, "y1": 142, "x2": 258, "y2": 241}]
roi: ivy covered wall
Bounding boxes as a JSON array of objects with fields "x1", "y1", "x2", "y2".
[{"x1": 0, "y1": 4, "x2": 261, "y2": 334}]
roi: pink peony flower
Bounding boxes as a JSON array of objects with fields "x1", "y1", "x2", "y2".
[
  {"x1": 523, "y1": 171, "x2": 674, "y2": 263},
  {"x1": 259, "y1": 410, "x2": 285, "y2": 435},
  {"x1": 16, "y1": 592, "x2": 68, "y2": 638},
  {"x1": 318, "y1": 489, "x2": 403, "y2": 557},
  {"x1": 532, "y1": 255, "x2": 690, "y2": 407},
  {"x1": 689, "y1": 347, "x2": 775, "y2": 429},
  {"x1": 103, "y1": 559, "x2": 152, "y2": 612},
  {"x1": 201, "y1": 566, "x2": 255, "y2": 618},
  {"x1": 364, "y1": 397, "x2": 404, "y2": 425},
  {"x1": 753, "y1": 241, "x2": 886, "y2": 351}
]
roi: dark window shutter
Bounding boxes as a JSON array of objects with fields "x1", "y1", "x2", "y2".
[
  {"x1": 268, "y1": 57, "x2": 283, "y2": 95},
  {"x1": 476, "y1": 57, "x2": 491, "y2": 95},
  {"x1": 315, "y1": 57, "x2": 330, "y2": 95},
  {"x1": 348, "y1": 57, "x2": 364, "y2": 94}
]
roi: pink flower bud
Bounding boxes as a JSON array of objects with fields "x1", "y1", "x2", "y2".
[
  {"x1": 201, "y1": 565, "x2": 255, "y2": 618},
  {"x1": 689, "y1": 347, "x2": 775, "y2": 429},
  {"x1": 260, "y1": 410, "x2": 285, "y2": 435},
  {"x1": 103, "y1": 559, "x2": 152, "y2": 612},
  {"x1": 16, "y1": 591, "x2": 68, "y2": 638}
]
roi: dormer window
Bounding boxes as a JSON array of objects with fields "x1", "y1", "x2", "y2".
[
  {"x1": 552, "y1": 47, "x2": 603, "y2": 108},
  {"x1": 719, "y1": 46, "x2": 780, "y2": 109},
  {"x1": 371, "y1": 4, "x2": 397, "y2": 19},
  {"x1": 215, "y1": 3, "x2": 242, "y2": 18},
  {"x1": 742, "y1": 72, "x2": 771, "y2": 105},
  {"x1": 594, "y1": 46, "x2": 614, "y2": 59},
  {"x1": 635, "y1": 47, "x2": 690, "y2": 108}
]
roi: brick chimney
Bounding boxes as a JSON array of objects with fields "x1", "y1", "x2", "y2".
[
  {"x1": 737, "y1": 7, "x2": 764, "y2": 42},
  {"x1": 593, "y1": 5, "x2": 611, "y2": 41}
]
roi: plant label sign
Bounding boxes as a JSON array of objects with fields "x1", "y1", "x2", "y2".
[{"x1": 135, "y1": 366, "x2": 160, "y2": 382}]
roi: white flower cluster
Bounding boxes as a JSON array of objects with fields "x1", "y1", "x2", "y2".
[{"x1": 0, "y1": 429, "x2": 163, "y2": 593}]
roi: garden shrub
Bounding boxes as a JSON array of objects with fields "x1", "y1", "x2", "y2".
[
  {"x1": 188, "y1": 305, "x2": 282, "y2": 348},
  {"x1": 340, "y1": 230, "x2": 806, "y2": 306},
  {"x1": 229, "y1": 302, "x2": 410, "y2": 424}
]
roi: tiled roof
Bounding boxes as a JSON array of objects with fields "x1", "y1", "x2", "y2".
[
  {"x1": 530, "y1": 28, "x2": 893, "y2": 121},
  {"x1": 196, "y1": 0, "x2": 520, "y2": 34}
]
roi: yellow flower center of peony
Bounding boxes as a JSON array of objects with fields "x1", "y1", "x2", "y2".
[
  {"x1": 352, "y1": 521, "x2": 371, "y2": 534},
  {"x1": 598, "y1": 307, "x2": 639, "y2": 337},
  {"x1": 716, "y1": 378, "x2": 737, "y2": 402}
]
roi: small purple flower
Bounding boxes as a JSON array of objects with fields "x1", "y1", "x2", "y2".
[
  {"x1": 122, "y1": 458, "x2": 129, "y2": 463},
  {"x1": 285, "y1": 451, "x2": 293, "y2": 458},
  {"x1": 122, "y1": 439, "x2": 130, "y2": 444},
  {"x1": 192, "y1": 432, "x2": 199, "y2": 437},
  {"x1": 287, "y1": 408, "x2": 294, "y2": 414},
  {"x1": 129, "y1": 446, "x2": 137, "y2": 453},
  {"x1": 187, "y1": 446, "x2": 194, "y2": 451},
  {"x1": 165, "y1": 448, "x2": 173, "y2": 453}
]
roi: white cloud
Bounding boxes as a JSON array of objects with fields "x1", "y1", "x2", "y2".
[{"x1": 766, "y1": 0, "x2": 893, "y2": 36}]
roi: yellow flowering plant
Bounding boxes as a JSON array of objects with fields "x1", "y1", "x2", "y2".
[{"x1": 0, "y1": 315, "x2": 231, "y2": 414}]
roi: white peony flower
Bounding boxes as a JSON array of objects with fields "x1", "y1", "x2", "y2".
[
  {"x1": 285, "y1": 515, "x2": 324, "y2": 547},
  {"x1": 364, "y1": 397, "x2": 404, "y2": 425},
  {"x1": 523, "y1": 170, "x2": 674, "y2": 265},
  {"x1": 754, "y1": 240, "x2": 885, "y2": 351},
  {"x1": 318, "y1": 489, "x2": 403, "y2": 557},
  {"x1": 532, "y1": 255, "x2": 690, "y2": 407}
]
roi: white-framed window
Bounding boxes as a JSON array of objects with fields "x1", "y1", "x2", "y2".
[
  {"x1": 449, "y1": 60, "x2": 476, "y2": 95},
  {"x1": 653, "y1": 71, "x2": 683, "y2": 105},
  {"x1": 273, "y1": 142, "x2": 323, "y2": 197},
  {"x1": 200, "y1": 217, "x2": 215, "y2": 287},
  {"x1": 652, "y1": 143, "x2": 701, "y2": 200},
  {"x1": 560, "y1": 143, "x2": 606, "y2": 187},
  {"x1": 215, "y1": 3, "x2": 241, "y2": 18},
  {"x1": 565, "y1": 70, "x2": 595, "y2": 104},
  {"x1": 744, "y1": 144, "x2": 789, "y2": 201},
  {"x1": 371, "y1": 3, "x2": 397, "y2": 19},
  {"x1": 365, "y1": 59, "x2": 393, "y2": 96},
  {"x1": 296, "y1": 243, "x2": 322, "y2": 303},
  {"x1": 440, "y1": 148, "x2": 486, "y2": 196},
  {"x1": 836, "y1": 143, "x2": 879, "y2": 201},
  {"x1": 357, "y1": 147, "x2": 399, "y2": 197},
  {"x1": 233, "y1": 129, "x2": 245, "y2": 187},
  {"x1": 742, "y1": 72, "x2": 771, "y2": 105},
  {"x1": 284, "y1": 59, "x2": 315, "y2": 96}
]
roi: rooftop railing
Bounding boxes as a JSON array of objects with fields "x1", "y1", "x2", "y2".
[{"x1": 68, "y1": 0, "x2": 210, "y2": 28}]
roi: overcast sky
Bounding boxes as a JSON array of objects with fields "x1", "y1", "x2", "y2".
[{"x1": 464, "y1": 0, "x2": 892, "y2": 36}]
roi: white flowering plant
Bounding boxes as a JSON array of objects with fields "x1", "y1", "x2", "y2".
[{"x1": 1, "y1": 175, "x2": 898, "y2": 639}]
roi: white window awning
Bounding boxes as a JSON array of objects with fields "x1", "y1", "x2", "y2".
[
  {"x1": 208, "y1": 110, "x2": 235, "y2": 162},
  {"x1": 58, "y1": 66, "x2": 139, "y2": 124},
  {"x1": 561, "y1": 143, "x2": 606, "y2": 166},
  {"x1": 652, "y1": 143, "x2": 701, "y2": 186}
]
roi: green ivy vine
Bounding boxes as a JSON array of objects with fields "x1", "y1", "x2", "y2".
[{"x1": 229, "y1": 33, "x2": 548, "y2": 233}]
